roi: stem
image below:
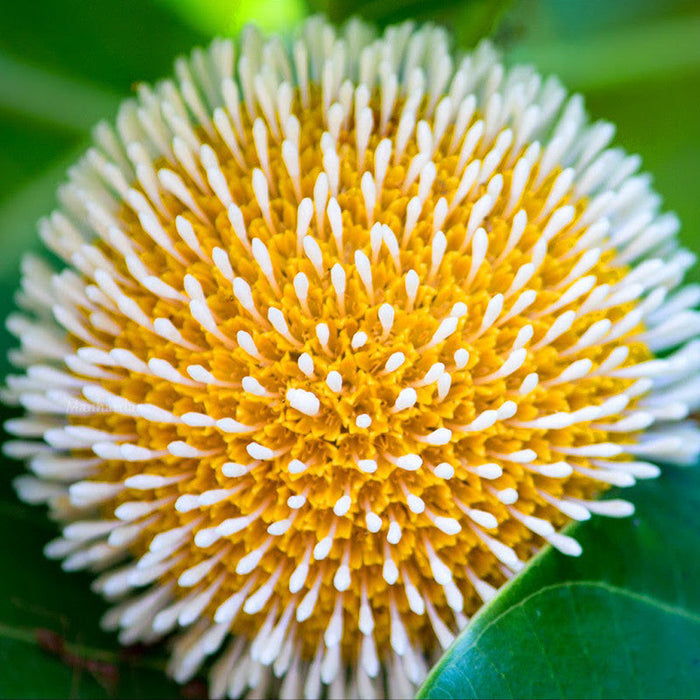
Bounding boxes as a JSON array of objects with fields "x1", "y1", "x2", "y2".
[{"x1": 0, "y1": 621, "x2": 166, "y2": 672}]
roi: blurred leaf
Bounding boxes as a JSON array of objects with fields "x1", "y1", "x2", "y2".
[
  {"x1": 154, "y1": 0, "x2": 306, "y2": 35},
  {"x1": 0, "y1": 52, "x2": 120, "y2": 134},
  {"x1": 0, "y1": 0, "x2": 206, "y2": 94},
  {"x1": 451, "y1": 0, "x2": 517, "y2": 48},
  {"x1": 419, "y1": 465, "x2": 700, "y2": 698},
  {"x1": 0, "y1": 146, "x2": 86, "y2": 279},
  {"x1": 0, "y1": 115, "x2": 77, "y2": 197},
  {"x1": 306, "y1": 0, "x2": 514, "y2": 41},
  {"x1": 419, "y1": 582, "x2": 700, "y2": 699},
  {"x1": 0, "y1": 635, "x2": 187, "y2": 700},
  {"x1": 0, "y1": 0, "x2": 207, "y2": 274},
  {"x1": 508, "y1": 13, "x2": 700, "y2": 90},
  {"x1": 512, "y1": 0, "x2": 699, "y2": 42}
]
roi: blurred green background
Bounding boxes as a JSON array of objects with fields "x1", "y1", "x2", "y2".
[{"x1": 0, "y1": 0, "x2": 698, "y2": 697}]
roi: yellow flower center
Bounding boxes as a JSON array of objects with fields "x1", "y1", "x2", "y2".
[{"x1": 70, "y1": 87, "x2": 648, "y2": 663}]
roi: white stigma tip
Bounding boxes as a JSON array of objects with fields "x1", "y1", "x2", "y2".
[
  {"x1": 454, "y1": 349, "x2": 470, "y2": 369},
  {"x1": 356, "y1": 414, "x2": 372, "y2": 429},
  {"x1": 365, "y1": 512, "x2": 382, "y2": 532},
  {"x1": 357, "y1": 459, "x2": 377, "y2": 474},
  {"x1": 286, "y1": 388, "x2": 321, "y2": 416},
  {"x1": 351, "y1": 331, "x2": 368, "y2": 349},
  {"x1": 326, "y1": 371, "x2": 342, "y2": 393},
  {"x1": 297, "y1": 352, "x2": 314, "y2": 377},
  {"x1": 287, "y1": 494, "x2": 306, "y2": 509},
  {"x1": 496, "y1": 488, "x2": 519, "y2": 505},
  {"x1": 423, "y1": 427, "x2": 452, "y2": 445},
  {"x1": 316, "y1": 323, "x2": 330, "y2": 347},
  {"x1": 393, "y1": 387, "x2": 417, "y2": 412},
  {"x1": 333, "y1": 564, "x2": 351, "y2": 592},
  {"x1": 387, "y1": 522, "x2": 402, "y2": 544},
  {"x1": 435, "y1": 462, "x2": 455, "y2": 479},
  {"x1": 384, "y1": 352, "x2": 405, "y2": 373},
  {"x1": 246, "y1": 442, "x2": 275, "y2": 461},
  {"x1": 406, "y1": 493, "x2": 425, "y2": 514},
  {"x1": 396, "y1": 454, "x2": 422, "y2": 471},
  {"x1": 333, "y1": 494, "x2": 352, "y2": 517},
  {"x1": 475, "y1": 463, "x2": 503, "y2": 479},
  {"x1": 288, "y1": 459, "x2": 307, "y2": 474}
]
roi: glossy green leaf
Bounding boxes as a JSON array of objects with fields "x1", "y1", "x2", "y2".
[
  {"x1": 420, "y1": 582, "x2": 700, "y2": 700},
  {"x1": 419, "y1": 466, "x2": 700, "y2": 698}
]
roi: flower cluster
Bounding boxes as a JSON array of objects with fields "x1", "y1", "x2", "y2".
[{"x1": 4, "y1": 16, "x2": 700, "y2": 700}]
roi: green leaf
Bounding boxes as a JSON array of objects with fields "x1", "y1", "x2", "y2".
[
  {"x1": 420, "y1": 582, "x2": 700, "y2": 700},
  {"x1": 419, "y1": 465, "x2": 700, "y2": 698}
]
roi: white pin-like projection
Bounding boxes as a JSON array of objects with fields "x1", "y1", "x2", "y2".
[
  {"x1": 326, "y1": 370, "x2": 342, "y2": 393},
  {"x1": 331, "y1": 264, "x2": 346, "y2": 314},
  {"x1": 351, "y1": 331, "x2": 368, "y2": 349},
  {"x1": 356, "y1": 414, "x2": 372, "y2": 429},
  {"x1": 4, "y1": 15, "x2": 700, "y2": 700},
  {"x1": 287, "y1": 388, "x2": 321, "y2": 417}
]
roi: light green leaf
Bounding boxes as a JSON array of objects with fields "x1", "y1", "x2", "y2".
[{"x1": 154, "y1": 0, "x2": 307, "y2": 35}]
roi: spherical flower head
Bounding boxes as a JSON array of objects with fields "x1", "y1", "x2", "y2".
[{"x1": 4, "y1": 15, "x2": 700, "y2": 700}]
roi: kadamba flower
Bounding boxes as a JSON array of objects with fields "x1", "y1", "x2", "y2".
[{"x1": 4, "y1": 15, "x2": 700, "y2": 700}]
